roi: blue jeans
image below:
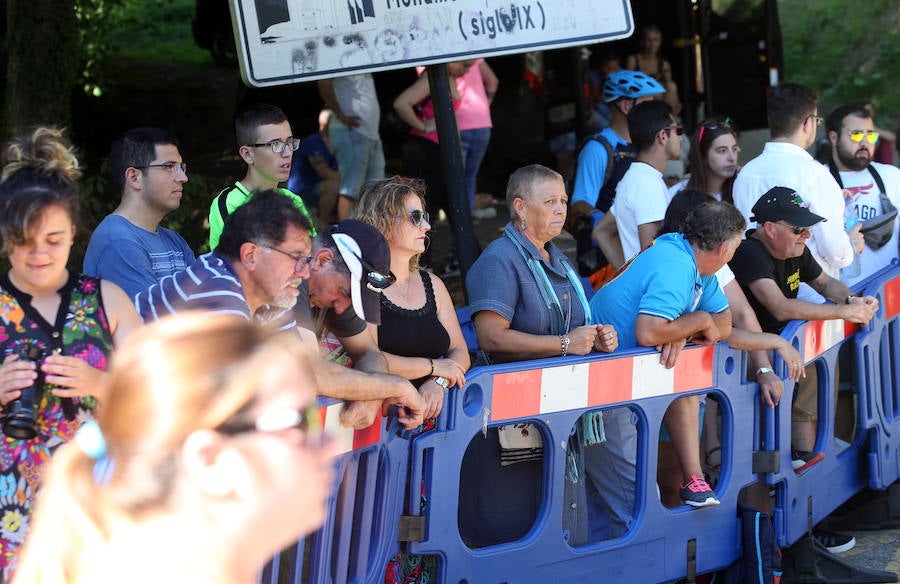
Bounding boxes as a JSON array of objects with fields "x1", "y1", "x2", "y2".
[
  {"x1": 328, "y1": 125, "x2": 385, "y2": 199},
  {"x1": 581, "y1": 407, "x2": 638, "y2": 539},
  {"x1": 459, "y1": 127, "x2": 491, "y2": 209}
]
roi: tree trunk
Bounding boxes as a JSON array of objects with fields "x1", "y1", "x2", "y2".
[{"x1": 2, "y1": 0, "x2": 80, "y2": 140}]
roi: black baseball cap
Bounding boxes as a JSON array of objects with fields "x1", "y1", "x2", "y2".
[
  {"x1": 750, "y1": 186, "x2": 826, "y2": 228},
  {"x1": 328, "y1": 220, "x2": 394, "y2": 325}
]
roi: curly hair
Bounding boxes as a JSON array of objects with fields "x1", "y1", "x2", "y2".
[
  {"x1": 354, "y1": 175, "x2": 428, "y2": 273},
  {"x1": 682, "y1": 200, "x2": 746, "y2": 252},
  {"x1": 0, "y1": 127, "x2": 81, "y2": 255}
]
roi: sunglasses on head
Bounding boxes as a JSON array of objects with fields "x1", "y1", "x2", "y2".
[
  {"x1": 848, "y1": 130, "x2": 879, "y2": 145},
  {"x1": 331, "y1": 232, "x2": 396, "y2": 291},
  {"x1": 217, "y1": 403, "x2": 323, "y2": 446},
  {"x1": 398, "y1": 209, "x2": 430, "y2": 227},
  {"x1": 697, "y1": 118, "x2": 732, "y2": 143}
]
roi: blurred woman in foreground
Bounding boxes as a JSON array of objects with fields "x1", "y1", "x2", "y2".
[{"x1": 14, "y1": 314, "x2": 336, "y2": 584}]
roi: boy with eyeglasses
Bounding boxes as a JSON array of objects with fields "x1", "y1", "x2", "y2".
[
  {"x1": 733, "y1": 83, "x2": 858, "y2": 303},
  {"x1": 824, "y1": 103, "x2": 900, "y2": 287},
  {"x1": 84, "y1": 127, "x2": 195, "y2": 298},
  {"x1": 208, "y1": 102, "x2": 315, "y2": 250}
]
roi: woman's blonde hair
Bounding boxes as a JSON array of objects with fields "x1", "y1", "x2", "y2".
[
  {"x1": 354, "y1": 175, "x2": 428, "y2": 273},
  {"x1": 14, "y1": 313, "x2": 310, "y2": 584},
  {"x1": 0, "y1": 127, "x2": 82, "y2": 255}
]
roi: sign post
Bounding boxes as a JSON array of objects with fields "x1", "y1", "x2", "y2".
[
  {"x1": 231, "y1": 1, "x2": 634, "y2": 86},
  {"x1": 229, "y1": 0, "x2": 633, "y2": 288}
]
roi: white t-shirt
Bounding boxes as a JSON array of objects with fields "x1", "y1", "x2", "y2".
[
  {"x1": 835, "y1": 162, "x2": 900, "y2": 287},
  {"x1": 666, "y1": 178, "x2": 722, "y2": 205},
  {"x1": 612, "y1": 162, "x2": 669, "y2": 260},
  {"x1": 331, "y1": 74, "x2": 381, "y2": 140}
]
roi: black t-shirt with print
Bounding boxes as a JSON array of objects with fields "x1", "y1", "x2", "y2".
[{"x1": 728, "y1": 230, "x2": 823, "y2": 334}]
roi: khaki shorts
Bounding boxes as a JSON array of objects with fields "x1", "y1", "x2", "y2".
[{"x1": 792, "y1": 362, "x2": 840, "y2": 422}]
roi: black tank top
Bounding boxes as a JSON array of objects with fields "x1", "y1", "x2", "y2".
[{"x1": 378, "y1": 270, "x2": 451, "y2": 387}]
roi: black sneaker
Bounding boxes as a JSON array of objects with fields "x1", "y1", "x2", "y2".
[
  {"x1": 791, "y1": 449, "x2": 825, "y2": 472},
  {"x1": 813, "y1": 528, "x2": 856, "y2": 553}
]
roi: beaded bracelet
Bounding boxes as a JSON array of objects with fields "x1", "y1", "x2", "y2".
[
  {"x1": 428, "y1": 358, "x2": 434, "y2": 376},
  {"x1": 560, "y1": 335, "x2": 570, "y2": 357}
]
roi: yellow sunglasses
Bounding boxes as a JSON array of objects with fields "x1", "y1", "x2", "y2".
[{"x1": 848, "y1": 130, "x2": 879, "y2": 145}]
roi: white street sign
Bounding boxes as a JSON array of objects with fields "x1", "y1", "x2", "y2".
[{"x1": 232, "y1": 0, "x2": 634, "y2": 87}]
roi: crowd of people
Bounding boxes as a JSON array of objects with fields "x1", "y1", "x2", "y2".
[{"x1": 0, "y1": 42, "x2": 898, "y2": 583}]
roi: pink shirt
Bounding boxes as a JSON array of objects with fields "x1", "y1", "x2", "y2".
[{"x1": 456, "y1": 59, "x2": 493, "y2": 131}]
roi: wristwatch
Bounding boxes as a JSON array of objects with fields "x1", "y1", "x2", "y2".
[
  {"x1": 755, "y1": 367, "x2": 774, "y2": 376},
  {"x1": 433, "y1": 376, "x2": 449, "y2": 389},
  {"x1": 846, "y1": 295, "x2": 854, "y2": 305}
]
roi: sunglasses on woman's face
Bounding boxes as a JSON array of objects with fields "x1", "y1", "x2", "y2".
[
  {"x1": 217, "y1": 403, "x2": 323, "y2": 446},
  {"x1": 398, "y1": 209, "x2": 430, "y2": 228}
]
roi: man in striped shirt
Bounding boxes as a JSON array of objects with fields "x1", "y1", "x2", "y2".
[{"x1": 135, "y1": 190, "x2": 425, "y2": 429}]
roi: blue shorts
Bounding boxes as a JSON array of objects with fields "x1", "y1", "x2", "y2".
[{"x1": 328, "y1": 126, "x2": 385, "y2": 200}]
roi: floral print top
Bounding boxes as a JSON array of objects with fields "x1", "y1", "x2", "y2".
[{"x1": 0, "y1": 273, "x2": 112, "y2": 579}]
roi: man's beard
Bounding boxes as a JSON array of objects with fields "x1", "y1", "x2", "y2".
[{"x1": 836, "y1": 145, "x2": 870, "y2": 171}]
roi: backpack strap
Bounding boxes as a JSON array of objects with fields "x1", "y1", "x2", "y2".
[
  {"x1": 828, "y1": 159, "x2": 889, "y2": 203},
  {"x1": 867, "y1": 164, "x2": 887, "y2": 195}
]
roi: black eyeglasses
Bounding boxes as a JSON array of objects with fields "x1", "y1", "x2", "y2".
[
  {"x1": 777, "y1": 221, "x2": 808, "y2": 235},
  {"x1": 398, "y1": 209, "x2": 430, "y2": 228},
  {"x1": 217, "y1": 404, "x2": 322, "y2": 446},
  {"x1": 247, "y1": 138, "x2": 301, "y2": 153},
  {"x1": 265, "y1": 246, "x2": 314, "y2": 273},
  {"x1": 134, "y1": 161, "x2": 187, "y2": 174},
  {"x1": 662, "y1": 125, "x2": 685, "y2": 136}
]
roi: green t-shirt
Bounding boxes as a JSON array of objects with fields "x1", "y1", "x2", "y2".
[{"x1": 208, "y1": 181, "x2": 316, "y2": 249}]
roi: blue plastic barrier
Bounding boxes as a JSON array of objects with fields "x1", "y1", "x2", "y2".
[
  {"x1": 859, "y1": 266, "x2": 900, "y2": 490},
  {"x1": 406, "y1": 344, "x2": 762, "y2": 582},
  {"x1": 259, "y1": 398, "x2": 411, "y2": 584},
  {"x1": 766, "y1": 316, "x2": 873, "y2": 547},
  {"x1": 277, "y1": 265, "x2": 900, "y2": 583}
]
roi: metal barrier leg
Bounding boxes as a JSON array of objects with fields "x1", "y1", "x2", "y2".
[
  {"x1": 822, "y1": 483, "x2": 900, "y2": 531},
  {"x1": 781, "y1": 536, "x2": 898, "y2": 583}
]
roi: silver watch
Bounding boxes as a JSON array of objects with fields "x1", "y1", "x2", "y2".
[
  {"x1": 433, "y1": 376, "x2": 449, "y2": 389},
  {"x1": 755, "y1": 366, "x2": 774, "y2": 376}
]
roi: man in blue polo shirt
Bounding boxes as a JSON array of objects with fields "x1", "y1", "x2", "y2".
[{"x1": 589, "y1": 199, "x2": 745, "y2": 510}]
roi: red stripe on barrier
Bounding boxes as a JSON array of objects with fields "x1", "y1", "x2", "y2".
[
  {"x1": 492, "y1": 369, "x2": 543, "y2": 421},
  {"x1": 884, "y1": 276, "x2": 900, "y2": 319},
  {"x1": 844, "y1": 320, "x2": 860, "y2": 338},
  {"x1": 588, "y1": 358, "x2": 633, "y2": 405},
  {"x1": 672, "y1": 346, "x2": 715, "y2": 392},
  {"x1": 352, "y1": 416, "x2": 383, "y2": 450},
  {"x1": 804, "y1": 320, "x2": 827, "y2": 362}
]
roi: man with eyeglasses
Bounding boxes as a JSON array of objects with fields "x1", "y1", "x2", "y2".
[
  {"x1": 733, "y1": 83, "x2": 857, "y2": 304},
  {"x1": 136, "y1": 191, "x2": 426, "y2": 430},
  {"x1": 84, "y1": 127, "x2": 195, "y2": 298},
  {"x1": 593, "y1": 99, "x2": 682, "y2": 267},
  {"x1": 729, "y1": 187, "x2": 877, "y2": 493},
  {"x1": 824, "y1": 103, "x2": 900, "y2": 287},
  {"x1": 208, "y1": 102, "x2": 315, "y2": 250}
]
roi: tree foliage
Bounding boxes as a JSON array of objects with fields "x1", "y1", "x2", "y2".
[
  {"x1": 1, "y1": 0, "x2": 122, "y2": 140},
  {"x1": 779, "y1": 0, "x2": 900, "y2": 127}
]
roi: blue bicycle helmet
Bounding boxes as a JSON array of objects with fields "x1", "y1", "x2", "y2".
[{"x1": 603, "y1": 70, "x2": 665, "y2": 103}]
